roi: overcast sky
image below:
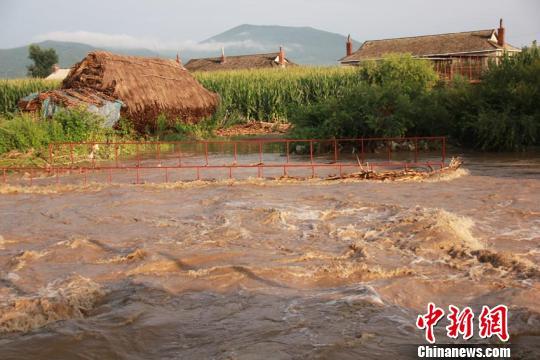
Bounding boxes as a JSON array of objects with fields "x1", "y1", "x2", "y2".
[{"x1": 1, "y1": 0, "x2": 538, "y2": 50}]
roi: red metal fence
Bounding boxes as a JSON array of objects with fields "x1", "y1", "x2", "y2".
[{"x1": 1, "y1": 136, "x2": 446, "y2": 186}]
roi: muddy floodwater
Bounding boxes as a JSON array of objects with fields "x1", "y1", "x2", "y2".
[{"x1": 0, "y1": 152, "x2": 539, "y2": 359}]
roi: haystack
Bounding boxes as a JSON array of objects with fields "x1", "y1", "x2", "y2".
[
  {"x1": 64, "y1": 51, "x2": 219, "y2": 131},
  {"x1": 20, "y1": 51, "x2": 219, "y2": 132}
]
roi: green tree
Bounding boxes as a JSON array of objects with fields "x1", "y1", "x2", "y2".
[
  {"x1": 359, "y1": 53, "x2": 439, "y2": 94},
  {"x1": 451, "y1": 42, "x2": 540, "y2": 150},
  {"x1": 27, "y1": 44, "x2": 59, "y2": 78},
  {"x1": 289, "y1": 54, "x2": 438, "y2": 139}
]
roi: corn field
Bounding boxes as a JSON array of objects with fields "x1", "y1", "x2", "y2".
[
  {"x1": 0, "y1": 79, "x2": 61, "y2": 114},
  {"x1": 0, "y1": 67, "x2": 360, "y2": 121},
  {"x1": 194, "y1": 67, "x2": 360, "y2": 121}
]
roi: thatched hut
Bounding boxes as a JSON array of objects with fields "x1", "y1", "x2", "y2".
[{"x1": 20, "y1": 51, "x2": 219, "y2": 132}]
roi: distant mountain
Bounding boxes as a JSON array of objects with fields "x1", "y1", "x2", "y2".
[
  {"x1": 0, "y1": 25, "x2": 360, "y2": 78},
  {"x1": 198, "y1": 24, "x2": 361, "y2": 65}
]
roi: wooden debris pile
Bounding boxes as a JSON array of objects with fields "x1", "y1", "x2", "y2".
[
  {"x1": 274, "y1": 157, "x2": 464, "y2": 182},
  {"x1": 325, "y1": 157, "x2": 464, "y2": 181},
  {"x1": 216, "y1": 121, "x2": 291, "y2": 137}
]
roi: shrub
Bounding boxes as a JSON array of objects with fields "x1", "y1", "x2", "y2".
[
  {"x1": 0, "y1": 109, "x2": 110, "y2": 155},
  {"x1": 290, "y1": 54, "x2": 437, "y2": 139},
  {"x1": 359, "y1": 53, "x2": 439, "y2": 94}
]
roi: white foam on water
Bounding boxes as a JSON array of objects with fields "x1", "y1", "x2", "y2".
[
  {"x1": 0, "y1": 275, "x2": 104, "y2": 334},
  {"x1": 434, "y1": 209, "x2": 484, "y2": 250}
]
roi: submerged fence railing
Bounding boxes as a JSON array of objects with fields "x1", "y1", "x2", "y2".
[{"x1": 1, "y1": 136, "x2": 446, "y2": 186}]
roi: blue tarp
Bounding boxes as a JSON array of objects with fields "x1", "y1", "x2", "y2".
[{"x1": 21, "y1": 92, "x2": 123, "y2": 128}]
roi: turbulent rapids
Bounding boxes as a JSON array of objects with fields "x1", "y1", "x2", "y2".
[{"x1": 0, "y1": 154, "x2": 539, "y2": 359}]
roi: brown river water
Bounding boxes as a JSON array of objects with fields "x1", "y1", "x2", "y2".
[{"x1": 0, "y1": 152, "x2": 539, "y2": 359}]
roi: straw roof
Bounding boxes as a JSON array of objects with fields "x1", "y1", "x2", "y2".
[
  {"x1": 341, "y1": 29, "x2": 521, "y2": 63},
  {"x1": 62, "y1": 51, "x2": 219, "y2": 131},
  {"x1": 185, "y1": 53, "x2": 296, "y2": 72}
]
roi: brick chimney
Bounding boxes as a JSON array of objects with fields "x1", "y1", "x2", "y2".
[
  {"x1": 346, "y1": 34, "x2": 353, "y2": 57},
  {"x1": 278, "y1": 46, "x2": 285, "y2": 66},
  {"x1": 497, "y1": 18, "x2": 505, "y2": 47},
  {"x1": 220, "y1": 47, "x2": 226, "y2": 64},
  {"x1": 52, "y1": 64, "x2": 59, "y2": 73}
]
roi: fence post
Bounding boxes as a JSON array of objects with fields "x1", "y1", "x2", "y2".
[
  {"x1": 91, "y1": 142, "x2": 95, "y2": 168},
  {"x1": 333, "y1": 139, "x2": 338, "y2": 163},
  {"x1": 70, "y1": 143, "x2": 74, "y2": 168},
  {"x1": 309, "y1": 140, "x2": 314, "y2": 164},
  {"x1": 204, "y1": 142, "x2": 208, "y2": 166},
  {"x1": 360, "y1": 139, "x2": 364, "y2": 164},
  {"x1": 178, "y1": 143, "x2": 183, "y2": 167},
  {"x1": 48, "y1": 144, "x2": 53, "y2": 167},
  {"x1": 414, "y1": 137, "x2": 418, "y2": 164},
  {"x1": 136, "y1": 143, "x2": 140, "y2": 167},
  {"x1": 442, "y1": 137, "x2": 446, "y2": 164}
]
